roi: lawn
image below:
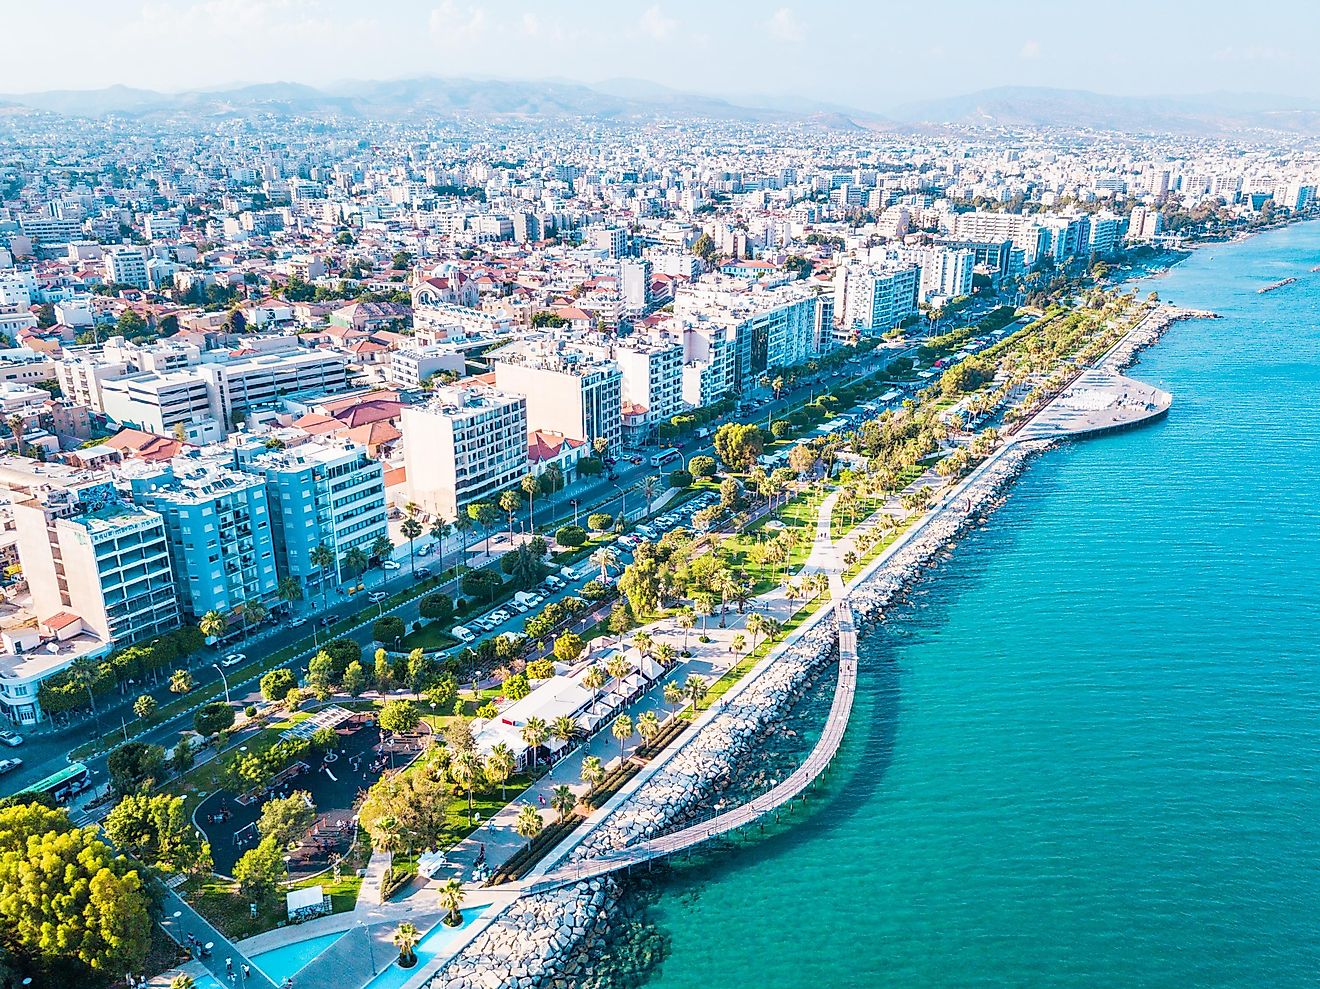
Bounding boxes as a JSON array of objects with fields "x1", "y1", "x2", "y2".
[
  {"x1": 717, "y1": 488, "x2": 821, "y2": 593},
  {"x1": 399, "y1": 622, "x2": 460, "y2": 652}
]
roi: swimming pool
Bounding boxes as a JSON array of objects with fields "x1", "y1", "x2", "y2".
[
  {"x1": 252, "y1": 929, "x2": 347, "y2": 984},
  {"x1": 361, "y1": 907, "x2": 489, "y2": 989}
]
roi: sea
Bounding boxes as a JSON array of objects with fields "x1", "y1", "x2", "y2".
[{"x1": 625, "y1": 221, "x2": 1320, "y2": 989}]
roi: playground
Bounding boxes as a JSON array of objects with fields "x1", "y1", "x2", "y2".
[{"x1": 196, "y1": 709, "x2": 429, "y2": 877}]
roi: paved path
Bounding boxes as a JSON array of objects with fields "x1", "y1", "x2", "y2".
[{"x1": 158, "y1": 887, "x2": 278, "y2": 989}]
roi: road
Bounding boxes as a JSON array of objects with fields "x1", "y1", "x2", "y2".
[{"x1": 1, "y1": 340, "x2": 916, "y2": 802}]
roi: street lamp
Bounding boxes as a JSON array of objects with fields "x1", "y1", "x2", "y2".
[{"x1": 212, "y1": 664, "x2": 231, "y2": 704}]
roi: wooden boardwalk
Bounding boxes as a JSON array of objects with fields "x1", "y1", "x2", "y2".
[{"x1": 521, "y1": 582, "x2": 858, "y2": 892}]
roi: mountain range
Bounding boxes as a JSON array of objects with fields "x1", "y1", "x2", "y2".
[{"x1": 3, "y1": 78, "x2": 1319, "y2": 136}]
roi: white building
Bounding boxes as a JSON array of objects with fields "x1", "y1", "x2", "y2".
[
  {"x1": 103, "y1": 248, "x2": 150, "y2": 289},
  {"x1": 492, "y1": 344, "x2": 623, "y2": 453},
  {"x1": 832, "y1": 263, "x2": 920, "y2": 335}
]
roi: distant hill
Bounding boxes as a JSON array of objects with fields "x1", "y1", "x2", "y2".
[{"x1": 887, "y1": 86, "x2": 1320, "y2": 135}]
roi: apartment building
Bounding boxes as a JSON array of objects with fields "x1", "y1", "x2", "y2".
[
  {"x1": 197, "y1": 349, "x2": 349, "y2": 425},
  {"x1": 123, "y1": 458, "x2": 278, "y2": 621},
  {"x1": 413, "y1": 302, "x2": 513, "y2": 344},
  {"x1": 893, "y1": 246, "x2": 975, "y2": 304},
  {"x1": 99, "y1": 370, "x2": 223, "y2": 443},
  {"x1": 235, "y1": 440, "x2": 387, "y2": 593},
  {"x1": 7, "y1": 466, "x2": 180, "y2": 645},
  {"x1": 388, "y1": 345, "x2": 466, "y2": 388},
  {"x1": 492, "y1": 344, "x2": 622, "y2": 453},
  {"x1": 832, "y1": 262, "x2": 920, "y2": 336},
  {"x1": 103, "y1": 247, "x2": 150, "y2": 289},
  {"x1": 402, "y1": 386, "x2": 528, "y2": 520}
]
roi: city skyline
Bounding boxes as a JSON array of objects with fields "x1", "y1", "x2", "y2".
[{"x1": 5, "y1": 0, "x2": 1320, "y2": 108}]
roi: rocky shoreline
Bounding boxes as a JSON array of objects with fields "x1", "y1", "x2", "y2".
[
  {"x1": 422, "y1": 437, "x2": 1052, "y2": 989},
  {"x1": 1104, "y1": 304, "x2": 1215, "y2": 374}
]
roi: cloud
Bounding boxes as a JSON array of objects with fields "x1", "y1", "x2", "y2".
[
  {"x1": 429, "y1": 0, "x2": 488, "y2": 46},
  {"x1": 639, "y1": 5, "x2": 677, "y2": 42},
  {"x1": 768, "y1": 8, "x2": 804, "y2": 43},
  {"x1": 1020, "y1": 39, "x2": 1041, "y2": 59}
]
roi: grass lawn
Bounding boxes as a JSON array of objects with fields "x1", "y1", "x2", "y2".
[
  {"x1": 717, "y1": 488, "x2": 821, "y2": 593},
  {"x1": 399, "y1": 622, "x2": 460, "y2": 652},
  {"x1": 832, "y1": 494, "x2": 886, "y2": 539}
]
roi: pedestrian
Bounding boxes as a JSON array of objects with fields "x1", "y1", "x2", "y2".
[
  {"x1": 243, "y1": 963, "x2": 251, "y2": 980},
  {"x1": 226, "y1": 956, "x2": 233, "y2": 975}
]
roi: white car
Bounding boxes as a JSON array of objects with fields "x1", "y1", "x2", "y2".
[
  {"x1": 490, "y1": 610, "x2": 512, "y2": 623},
  {"x1": 0, "y1": 732, "x2": 22, "y2": 748},
  {"x1": 221, "y1": 653, "x2": 246, "y2": 667},
  {"x1": 451, "y1": 626, "x2": 476, "y2": 643},
  {"x1": 0, "y1": 757, "x2": 21, "y2": 774},
  {"x1": 381, "y1": 560, "x2": 401, "y2": 570},
  {"x1": 289, "y1": 617, "x2": 308, "y2": 629},
  {"x1": 368, "y1": 591, "x2": 388, "y2": 603}
]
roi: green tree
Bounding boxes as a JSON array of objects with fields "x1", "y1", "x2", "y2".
[
  {"x1": 107, "y1": 741, "x2": 165, "y2": 795},
  {"x1": 379, "y1": 699, "x2": 420, "y2": 735},
  {"x1": 393, "y1": 921, "x2": 421, "y2": 968},
  {"x1": 193, "y1": 701, "x2": 234, "y2": 737},
  {"x1": 198, "y1": 609, "x2": 226, "y2": 644},
  {"x1": 688, "y1": 454, "x2": 717, "y2": 478},
  {"x1": 342, "y1": 660, "x2": 368, "y2": 698},
  {"x1": 169, "y1": 668, "x2": 194, "y2": 694},
  {"x1": 437, "y1": 877, "x2": 465, "y2": 926},
  {"x1": 373, "y1": 616, "x2": 405, "y2": 645},
  {"x1": 484, "y1": 742, "x2": 516, "y2": 800},
  {"x1": 233, "y1": 835, "x2": 287, "y2": 900},
  {"x1": 498, "y1": 489, "x2": 522, "y2": 543},
  {"x1": 260, "y1": 668, "x2": 298, "y2": 702},
  {"x1": 580, "y1": 754, "x2": 605, "y2": 794},
  {"x1": 258, "y1": 792, "x2": 317, "y2": 849},
  {"x1": 553, "y1": 631, "x2": 586, "y2": 664},
  {"x1": 612, "y1": 714, "x2": 634, "y2": 758},
  {"x1": 587, "y1": 512, "x2": 614, "y2": 531},
  {"x1": 555, "y1": 525, "x2": 587, "y2": 548},
  {"x1": 713, "y1": 422, "x2": 763, "y2": 471},
  {"x1": 132, "y1": 694, "x2": 156, "y2": 721},
  {"x1": 401, "y1": 514, "x2": 422, "y2": 576},
  {"x1": 514, "y1": 805, "x2": 543, "y2": 844},
  {"x1": 550, "y1": 784, "x2": 577, "y2": 823},
  {"x1": 104, "y1": 793, "x2": 208, "y2": 874}
]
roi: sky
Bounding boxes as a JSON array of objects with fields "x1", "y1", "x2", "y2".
[{"x1": 3, "y1": 0, "x2": 1318, "y2": 109}]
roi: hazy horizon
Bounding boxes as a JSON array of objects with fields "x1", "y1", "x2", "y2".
[{"x1": 4, "y1": 0, "x2": 1319, "y2": 111}]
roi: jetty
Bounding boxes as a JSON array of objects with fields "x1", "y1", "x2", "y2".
[{"x1": 1259, "y1": 276, "x2": 1296, "y2": 293}]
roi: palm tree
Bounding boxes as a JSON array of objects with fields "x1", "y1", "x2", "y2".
[
  {"x1": 583, "y1": 666, "x2": 607, "y2": 713},
  {"x1": 437, "y1": 877, "x2": 465, "y2": 927},
  {"x1": 170, "y1": 976, "x2": 197, "y2": 989},
  {"x1": 636, "y1": 710, "x2": 660, "y2": 750},
  {"x1": 514, "y1": 805, "x2": 543, "y2": 844},
  {"x1": 590, "y1": 546, "x2": 617, "y2": 584},
  {"x1": 6, "y1": 415, "x2": 25, "y2": 456},
  {"x1": 198, "y1": 609, "x2": 226, "y2": 644},
  {"x1": 676, "y1": 607, "x2": 695, "y2": 651},
  {"x1": 684, "y1": 674, "x2": 709, "y2": 711},
  {"x1": 642, "y1": 474, "x2": 659, "y2": 514},
  {"x1": 631, "y1": 630, "x2": 653, "y2": 657},
  {"x1": 580, "y1": 755, "x2": 605, "y2": 794},
  {"x1": 499, "y1": 490, "x2": 521, "y2": 543},
  {"x1": 521, "y1": 474, "x2": 539, "y2": 533},
  {"x1": 344, "y1": 547, "x2": 369, "y2": 581},
  {"x1": 784, "y1": 582, "x2": 800, "y2": 610},
  {"x1": 484, "y1": 742, "x2": 516, "y2": 800},
  {"x1": 550, "y1": 715, "x2": 577, "y2": 754},
  {"x1": 655, "y1": 642, "x2": 675, "y2": 668},
  {"x1": 693, "y1": 594, "x2": 714, "y2": 633},
  {"x1": 520, "y1": 716, "x2": 549, "y2": 767},
  {"x1": 430, "y1": 517, "x2": 451, "y2": 572},
  {"x1": 612, "y1": 714, "x2": 633, "y2": 759},
  {"x1": 169, "y1": 668, "x2": 194, "y2": 694},
  {"x1": 731, "y1": 633, "x2": 747, "y2": 663},
  {"x1": 550, "y1": 783, "x2": 576, "y2": 823},
  {"x1": 604, "y1": 654, "x2": 630, "y2": 699},
  {"x1": 717, "y1": 571, "x2": 737, "y2": 628},
  {"x1": 309, "y1": 543, "x2": 336, "y2": 609},
  {"x1": 451, "y1": 511, "x2": 473, "y2": 573},
  {"x1": 843, "y1": 550, "x2": 857, "y2": 569},
  {"x1": 401, "y1": 513, "x2": 422, "y2": 576},
  {"x1": 393, "y1": 922, "x2": 421, "y2": 967},
  {"x1": 277, "y1": 575, "x2": 303, "y2": 615},
  {"x1": 371, "y1": 533, "x2": 393, "y2": 566},
  {"x1": 662, "y1": 681, "x2": 683, "y2": 714},
  {"x1": 746, "y1": 612, "x2": 767, "y2": 650},
  {"x1": 242, "y1": 601, "x2": 268, "y2": 641},
  {"x1": 449, "y1": 749, "x2": 483, "y2": 822}
]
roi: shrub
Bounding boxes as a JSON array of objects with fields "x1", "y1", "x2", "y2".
[
  {"x1": 526, "y1": 659, "x2": 555, "y2": 680},
  {"x1": 259, "y1": 668, "x2": 297, "y2": 703},
  {"x1": 668, "y1": 469, "x2": 693, "y2": 489},
  {"x1": 373, "y1": 616, "x2": 406, "y2": 644},
  {"x1": 688, "y1": 455, "x2": 717, "y2": 478},
  {"x1": 419, "y1": 594, "x2": 453, "y2": 621},
  {"x1": 555, "y1": 525, "x2": 587, "y2": 548},
  {"x1": 770, "y1": 419, "x2": 793, "y2": 439},
  {"x1": 586, "y1": 512, "x2": 613, "y2": 532}
]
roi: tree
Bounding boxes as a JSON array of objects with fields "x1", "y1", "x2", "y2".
[
  {"x1": 551, "y1": 714, "x2": 577, "y2": 753},
  {"x1": 461, "y1": 568, "x2": 502, "y2": 601},
  {"x1": 419, "y1": 593, "x2": 453, "y2": 621},
  {"x1": 107, "y1": 741, "x2": 165, "y2": 795},
  {"x1": 379, "y1": 699, "x2": 420, "y2": 735},
  {"x1": 260, "y1": 668, "x2": 297, "y2": 702},
  {"x1": 590, "y1": 546, "x2": 618, "y2": 583},
  {"x1": 555, "y1": 524, "x2": 587, "y2": 548},
  {"x1": 731, "y1": 633, "x2": 747, "y2": 663},
  {"x1": 401, "y1": 514, "x2": 422, "y2": 576},
  {"x1": 132, "y1": 694, "x2": 156, "y2": 721},
  {"x1": 669, "y1": 468, "x2": 693, "y2": 489},
  {"x1": 198, "y1": 609, "x2": 226, "y2": 644},
  {"x1": 343, "y1": 546, "x2": 369, "y2": 580},
  {"x1": 713, "y1": 422, "x2": 763, "y2": 472},
  {"x1": 498, "y1": 489, "x2": 522, "y2": 543},
  {"x1": 342, "y1": 660, "x2": 368, "y2": 698},
  {"x1": 309, "y1": 543, "x2": 337, "y2": 608},
  {"x1": 663, "y1": 681, "x2": 684, "y2": 713},
  {"x1": 104, "y1": 793, "x2": 208, "y2": 874},
  {"x1": 521, "y1": 474, "x2": 540, "y2": 533},
  {"x1": 169, "y1": 668, "x2": 194, "y2": 694},
  {"x1": 240, "y1": 600, "x2": 268, "y2": 640},
  {"x1": 587, "y1": 512, "x2": 614, "y2": 531},
  {"x1": 373, "y1": 616, "x2": 405, "y2": 645},
  {"x1": 583, "y1": 666, "x2": 607, "y2": 713},
  {"x1": 612, "y1": 714, "x2": 633, "y2": 758},
  {"x1": 514, "y1": 805, "x2": 543, "y2": 844},
  {"x1": 258, "y1": 792, "x2": 317, "y2": 849},
  {"x1": 685, "y1": 674, "x2": 709, "y2": 710},
  {"x1": 233, "y1": 835, "x2": 287, "y2": 900},
  {"x1": 550, "y1": 784, "x2": 576, "y2": 822},
  {"x1": 676, "y1": 607, "x2": 695, "y2": 651},
  {"x1": 636, "y1": 710, "x2": 661, "y2": 749},
  {"x1": 580, "y1": 754, "x2": 605, "y2": 794},
  {"x1": 426, "y1": 672, "x2": 457, "y2": 711},
  {"x1": 193, "y1": 701, "x2": 235, "y2": 738},
  {"x1": 484, "y1": 742, "x2": 516, "y2": 799},
  {"x1": 0, "y1": 803, "x2": 152, "y2": 977},
  {"x1": 449, "y1": 750, "x2": 483, "y2": 822},
  {"x1": 437, "y1": 877, "x2": 465, "y2": 926},
  {"x1": 770, "y1": 419, "x2": 793, "y2": 440},
  {"x1": 278, "y1": 575, "x2": 304, "y2": 613},
  {"x1": 375, "y1": 649, "x2": 394, "y2": 693},
  {"x1": 788, "y1": 443, "x2": 818, "y2": 478},
  {"x1": 469, "y1": 501, "x2": 499, "y2": 555},
  {"x1": 393, "y1": 921, "x2": 421, "y2": 968},
  {"x1": 504, "y1": 672, "x2": 531, "y2": 701},
  {"x1": 642, "y1": 474, "x2": 659, "y2": 513},
  {"x1": 553, "y1": 631, "x2": 586, "y2": 664},
  {"x1": 521, "y1": 716, "x2": 549, "y2": 765},
  {"x1": 688, "y1": 454, "x2": 717, "y2": 479}
]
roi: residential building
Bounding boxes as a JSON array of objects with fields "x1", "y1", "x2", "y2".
[
  {"x1": 833, "y1": 262, "x2": 920, "y2": 335},
  {"x1": 491, "y1": 344, "x2": 622, "y2": 453},
  {"x1": 103, "y1": 247, "x2": 150, "y2": 289}
]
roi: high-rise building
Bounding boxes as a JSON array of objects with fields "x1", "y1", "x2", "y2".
[
  {"x1": 832, "y1": 263, "x2": 920, "y2": 335},
  {"x1": 492, "y1": 345, "x2": 622, "y2": 453},
  {"x1": 401, "y1": 386, "x2": 528, "y2": 520},
  {"x1": 103, "y1": 247, "x2": 150, "y2": 289}
]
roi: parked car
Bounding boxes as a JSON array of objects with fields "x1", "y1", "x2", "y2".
[
  {"x1": 289, "y1": 616, "x2": 308, "y2": 629},
  {"x1": 0, "y1": 758, "x2": 21, "y2": 774},
  {"x1": 490, "y1": 610, "x2": 512, "y2": 623},
  {"x1": 368, "y1": 591, "x2": 388, "y2": 603},
  {"x1": 381, "y1": 560, "x2": 401, "y2": 570},
  {"x1": 452, "y1": 626, "x2": 476, "y2": 643},
  {"x1": 319, "y1": 614, "x2": 337, "y2": 627},
  {"x1": 221, "y1": 653, "x2": 246, "y2": 667},
  {"x1": 0, "y1": 731, "x2": 23, "y2": 748}
]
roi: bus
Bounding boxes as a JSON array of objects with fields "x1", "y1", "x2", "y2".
[
  {"x1": 649, "y1": 448, "x2": 683, "y2": 470},
  {"x1": 26, "y1": 762, "x2": 91, "y2": 804}
]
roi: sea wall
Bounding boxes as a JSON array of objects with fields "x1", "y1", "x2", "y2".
[
  {"x1": 425, "y1": 439, "x2": 1051, "y2": 989},
  {"x1": 1103, "y1": 305, "x2": 1213, "y2": 374}
]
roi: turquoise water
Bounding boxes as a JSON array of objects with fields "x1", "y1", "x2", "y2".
[
  {"x1": 638, "y1": 222, "x2": 1320, "y2": 989},
  {"x1": 252, "y1": 930, "x2": 346, "y2": 983}
]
